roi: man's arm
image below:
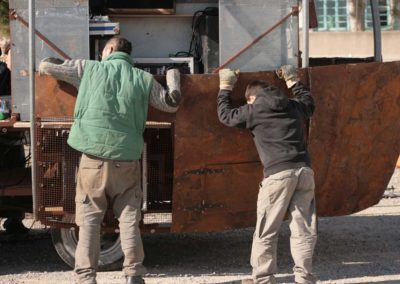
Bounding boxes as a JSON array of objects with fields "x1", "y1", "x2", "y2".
[
  {"x1": 291, "y1": 81, "x2": 315, "y2": 119},
  {"x1": 217, "y1": 90, "x2": 250, "y2": 128},
  {"x1": 217, "y1": 69, "x2": 250, "y2": 128},
  {"x1": 149, "y1": 69, "x2": 182, "y2": 113},
  {"x1": 39, "y1": 58, "x2": 85, "y2": 89}
]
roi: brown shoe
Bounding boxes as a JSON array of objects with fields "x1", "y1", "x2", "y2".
[{"x1": 241, "y1": 279, "x2": 254, "y2": 284}]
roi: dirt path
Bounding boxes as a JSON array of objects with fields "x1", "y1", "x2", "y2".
[{"x1": 1, "y1": 170, "x2": 400, "y2": 284}]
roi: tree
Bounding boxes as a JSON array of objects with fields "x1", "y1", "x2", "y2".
[
  {"x1": 0, "y1": 0, "x2": 10, "y2": 37},
  {"x1": 348, "y1": 0, "x2": 365, "y2": 31},
  {"x1": 390, "y1": 0, "x2": 400, "y2": 30}
]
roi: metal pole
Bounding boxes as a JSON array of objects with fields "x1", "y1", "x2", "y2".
[
  {"x1": 370, "y1": 0, "x2": 382, "y2": 62},
  {"x1": 29, "y1": 0, "x2": 38, "y2": 220},
  {"x1": 142, "y1": 143, "x2": 148, "y2": 212},
  {"x1": 302, "y1": 0, "x2": 310, "y2": 68}
]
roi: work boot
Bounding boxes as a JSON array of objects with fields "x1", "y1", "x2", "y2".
[
  {"x1": 241, "y1": 279, "x2": 254, "y2": 284},
  {"x1": 126, "y1": 276, "x2": 145, "y2": 284}
]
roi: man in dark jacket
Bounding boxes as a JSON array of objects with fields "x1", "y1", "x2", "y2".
[{"x1": 217, "y1": 66, "x2": 317, "y2": 284}]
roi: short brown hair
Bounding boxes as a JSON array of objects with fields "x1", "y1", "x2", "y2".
[
  {"x1": 106, "y1": 36, "x2": 132, "y2": 55},
  {"x1": 245, "y1": 80, "x2": 270, "y2": 100}
]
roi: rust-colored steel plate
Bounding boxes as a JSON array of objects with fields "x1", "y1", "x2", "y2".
[
  {"x1": 35, "y1": 76, "x2": 77, "y2": 118},
  {"x1": 35, "y1": 74, "x2": 175, "y2": 122},
  {"x1": 171, "y1": 62, "x2": 400, "y2": 232},
  {"x1": 308, "y1": 62, "x2": 400, "y2": 216},
  {"x1": 171, "y1": 72, "x2": 285, "y2": 233},
  {"x1": 34, "y1": 61, "x2": 400, "y2": 233}
]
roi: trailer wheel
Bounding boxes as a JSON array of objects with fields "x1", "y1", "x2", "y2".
[{"x1": 51, "y1": 227, "x2": 123, "y2": 271}]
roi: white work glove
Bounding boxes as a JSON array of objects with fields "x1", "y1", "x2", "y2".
[
  {"x1": 39, "y1": 57, "x2": 65, "y2": 76},
  {"x1": 219, "y1": 68, "x2": 239, "y2": 91},
  {"x1": 166, "y1": 68, "x2": 181, "y2": 107},
  {"x1": 41, "y1": 57, "x2": 64, "y2": 65},
  {"x1": 276, "y1": 65, "x2": 299, "y2": 88}
]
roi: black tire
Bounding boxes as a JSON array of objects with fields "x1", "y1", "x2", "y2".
[{"x1": 51, "y1": 227, "x2": 123, "y2": 271}]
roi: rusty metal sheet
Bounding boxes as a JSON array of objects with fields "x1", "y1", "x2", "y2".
[
  {"x1": 34, "y1": 61, "x2": 400, "y2": 233},
  {"x1": 35, "y1": 74, "x2": 175, "y2": 123},
  {"x1": 171, "y1": 62, "x2": 400, "y2": 232},
  {"x1": 35, "y1": 76, "x2": 77, "y2": 118},
  {"x1": 308, "y1": 62, "x2": 400, "y2": 216},
  {"x1": 172, "y1": 73, "x2": 278, "y2": 233},
  {"x1": 173, "y1": 162, "x2": 262, "y2": 232}
]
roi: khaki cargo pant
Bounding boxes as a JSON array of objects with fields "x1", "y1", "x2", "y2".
[
  {"x1": 251, "y1": 167, "x2": 317, "y2": 284},
  {"x1": 74, "y1": 154, "x2": 145, "y2": 284}
]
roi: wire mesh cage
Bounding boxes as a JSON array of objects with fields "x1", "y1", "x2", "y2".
[{"x1": 35, "y1": 117, "x2": 174, "y2": 229}]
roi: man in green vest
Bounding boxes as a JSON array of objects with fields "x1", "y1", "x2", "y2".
[{"x1": 39, "y1": 36, "x2": 182, "y2": 284}]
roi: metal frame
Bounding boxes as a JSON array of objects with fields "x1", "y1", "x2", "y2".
[
  {"x1": 302, "y1": 0, "x2": 310, "y2": 68},
  {"x1": 142, "y1": 143, "x2": 148, "y2": 212},
  {"x1": 370, "y1": 0, "x2": 383, "y2": 62},
  {"x1": 28, "y1": 0, "x2": 37, "y2": 220},
  {"x1": 134, "y1": 57, "x2": 195, "y2": 74}
]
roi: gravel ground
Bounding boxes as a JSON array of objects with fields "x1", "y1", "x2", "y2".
[{"x1": 1, "y1": 169, "x2": 399, "y2": 284}]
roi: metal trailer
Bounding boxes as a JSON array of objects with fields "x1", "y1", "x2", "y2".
[{"x1": 1, "y1": 0, "x2": 399, "y2": 270}]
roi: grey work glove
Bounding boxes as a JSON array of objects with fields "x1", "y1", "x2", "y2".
[
  {"x1": 219, "y1": 68, "x2": 239, "y2": 91},
  {"x1": 42, "y1": 57, "x2": 64, "y2": 65},
  {"x1": 166, "y1": 68, "x2": 182, "y2": 107},
  {"x1": 276, "y1": 64, "x2": 299, "y2": 88},
  {"x1": 39, "y1": 57, "x2": 65, "y2": 76}
]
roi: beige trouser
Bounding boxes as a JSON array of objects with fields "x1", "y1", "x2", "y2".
[
  {"x1": 251, "y1": 167, "x2": 317, "y2": 284},
  {"x1": 74, "y1": 154, "x2": 145, "y2": 284}
]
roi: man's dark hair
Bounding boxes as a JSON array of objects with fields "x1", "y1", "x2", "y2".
[
  {"x1": 106, "y1": 36, "x2": 132, "y2": 55},
  {"x1": 245, "y1": 80, "x2": 270, "y2": 100}
]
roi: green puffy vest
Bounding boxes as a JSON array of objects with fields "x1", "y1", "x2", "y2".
[{"x1": 67, "y1": 51, "x2": 153, "y2": 160}]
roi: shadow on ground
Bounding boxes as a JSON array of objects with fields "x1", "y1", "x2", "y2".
[
  {"x1": 0, "y1": 229, "x2": 69, "y2": 275},
  {"x1": 1, "y1": 212, "x2": 399, "y2": 282}
]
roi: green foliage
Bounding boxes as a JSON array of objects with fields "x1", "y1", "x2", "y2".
[{"x1": 0, "y1": 0, "x2": 10, "y2": 36}]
